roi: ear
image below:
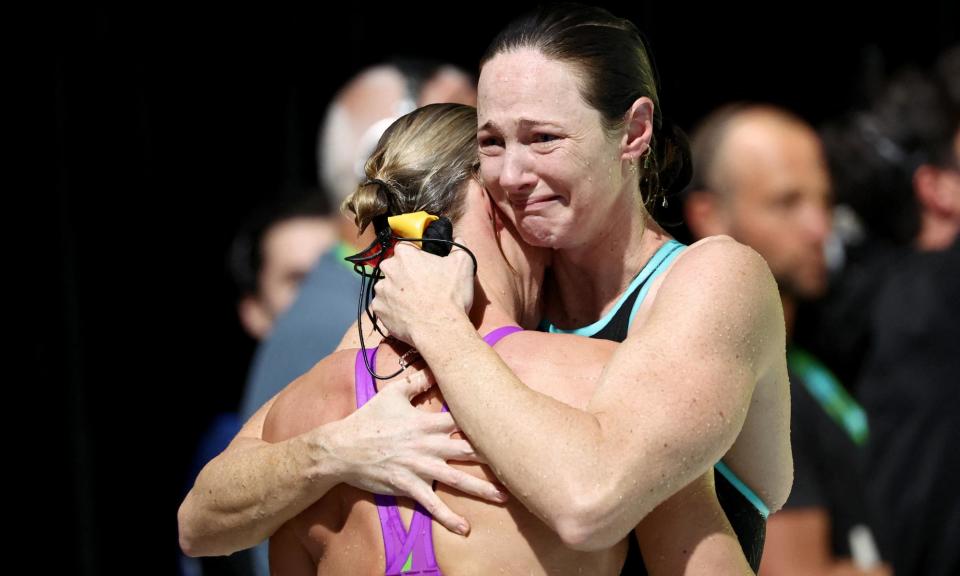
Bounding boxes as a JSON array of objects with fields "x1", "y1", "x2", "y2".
[
  {"x1": 683, "y1": 189, "x2": 729, "y2": 240},
  {"x1": 238, "y1": 296, "x2": 272, "y2": 340},
  {"x1": 620, "y1": 97, "x2": 655, "y2": 161}
]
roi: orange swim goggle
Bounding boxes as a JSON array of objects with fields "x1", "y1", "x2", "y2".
[
  {"x1": 345, "y1": 210, "x2": 477, "y2": 380},
  {"x1": 345, "y1": 211, "x2": 450, "y2": 269}
]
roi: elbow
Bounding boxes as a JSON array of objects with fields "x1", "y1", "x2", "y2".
[
  {"x1": 177, "y1": 503, "x2": 203, "y2": 557},
  {"x1": 766, "y1": 463, "x2": 794, "y2": 516},
  {"x1": 552, "y1": 490, "x2": 624, "y2": 552},
  {"x1": 179, "y1": 533, "x2": 201, "y2": 559},
  {"x1": 556, "y1": 519, "x2": 608, "y2": 551},
  {"x1": 177, "y1": 499, "x2": 218, "y2": 558}
]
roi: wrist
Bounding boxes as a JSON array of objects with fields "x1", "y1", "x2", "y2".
[
  {"x1": 408, "y1": 305, "x2": 472, "y2": 349},
  {"x1": 297, "y1": 423, "x2": 348, "y2": 492}
]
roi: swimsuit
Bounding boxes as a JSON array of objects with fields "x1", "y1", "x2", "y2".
[
  {"x1": 354, "y1": 325, "x2": 523, "y2": 575},
  {"x1": 542, "y1": 239, "x2": 768, "y2": 572}
]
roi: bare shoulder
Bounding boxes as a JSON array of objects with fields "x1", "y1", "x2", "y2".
[
  {"x1": 262, "y1": 350, "x2": 359, "y2": 443},
  {"x1": 636, "y1": 235, "x2": 785, "y2": 374},
  {"x1": 669, "y1": 235, "x2": 776, "y2": 294}
]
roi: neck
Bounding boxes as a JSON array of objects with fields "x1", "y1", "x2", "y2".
[
  {"x1": 547, "y1": 205, "x2": 670, "y2": 328},
  {"x1": 468, "y1": 281, "x2": 522, "y2": 336},
  {"x1": 469, "y1": 243, "x2": 525, "y2": 332}
]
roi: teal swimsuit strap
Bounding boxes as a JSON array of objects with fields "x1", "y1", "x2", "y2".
[
  {"x1": 541, "y1": 239, "x2": 686, "y2": 336},
  {"x1": 788, "y1": 345, "x2": 869, "y2": 445},
  {"x1": 715, "y1": 461, "x2": 770, "y2": 519},
  {"x1": 625, "y1": 241, "x2": 686, "y2": 329}
]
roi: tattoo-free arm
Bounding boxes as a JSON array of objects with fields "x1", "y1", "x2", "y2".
[{"x1": 375, "y1": 238, "x2": 784, "y2": 550}]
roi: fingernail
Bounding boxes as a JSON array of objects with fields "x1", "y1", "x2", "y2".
[
  {"x1": 457, "y1": 523, "x2": 469, "y2": 536},
  {"x1": 496, "y1": 490, "x2": 509, "y2": 502}
]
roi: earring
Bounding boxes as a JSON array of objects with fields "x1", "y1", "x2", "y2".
[
  {"x1": 643, "y1": 150, "x2": 652, "y2": 170},
  {"x1": 661, "y1": 196, "x2": 669, "y2": 208}
]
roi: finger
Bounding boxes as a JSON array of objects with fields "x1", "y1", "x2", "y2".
[
  {"x1": 419, "y1": 411, "x2": 459, "y2": 433},
  {"x1": 393, "y1": 241, "x2": 419, "y2": 255},
  {"x1": 405, "y1": 478, "x2": 470, "y2": 536},
  {"x1": 390, "y1": 370, "x2": 435, "y2": 400},
  {"x1": 377, "y1": 257, "x2": 396, "y2": 276},
  {"x1": 421, "y1": 460, "x2": 509, "y2": 504},
  {"x1": 432, "y1": 438, "x2": 484, "y2": 463}
]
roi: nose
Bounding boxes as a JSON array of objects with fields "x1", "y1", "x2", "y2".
[
  {"x1": 499, "y1": 144, "x2": 537, "y2": 194},
  {"x1": 804, "y1": 200, "x2": 832, "y2": 247}
]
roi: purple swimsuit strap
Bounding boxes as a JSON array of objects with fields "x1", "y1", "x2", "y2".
[
  {"x1": 355, "y1": 325, "x2": 523, "y2": 575},
  {"x1": 482, "y1": 325, "x2": 523, "y2": 347}
]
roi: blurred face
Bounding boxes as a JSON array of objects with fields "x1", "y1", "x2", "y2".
[
  {"x1": 258, "y1": 217, "x2": 336, "y2": 317},
  {"x1": 721, "y1": 118, "x2": 832, "y2": 298},
  {"x1": 477, "y1": 49, "x2": 631, "y2": 250}
]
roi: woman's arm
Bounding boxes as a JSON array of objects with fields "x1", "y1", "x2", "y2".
[
  {"x1": 178, "y1": 391, "x2": 328, "y2": 557},
  {"x1": 373, "y1": 238, "x2": 786, "y2": 550},
  {"x1": 178, "y1": 355, "x2": 505, "y2": 557}
]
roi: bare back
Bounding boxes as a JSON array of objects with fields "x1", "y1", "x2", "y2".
[{"x1": 263, "y1": 337, "x2": 627, "y2": 575}]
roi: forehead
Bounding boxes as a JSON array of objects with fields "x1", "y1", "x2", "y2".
[
  {"x1": 723, "y1": 116, "x2": 829, "y2": 197},
  {"x1": 478, "y1": 48, "x2": 599, "y2": 130}
]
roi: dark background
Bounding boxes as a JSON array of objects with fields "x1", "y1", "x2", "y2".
[{"x1": 55, "y1": 3, "x2": 956, "y2": 574}]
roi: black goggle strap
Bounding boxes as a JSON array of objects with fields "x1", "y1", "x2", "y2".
[{"x1": 349, "y1": 226, "x2": 478, "y2": 381}]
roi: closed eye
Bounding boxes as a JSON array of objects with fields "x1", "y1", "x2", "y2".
[
  {"x1": 478, "y1": 135, "x2": 504, "y2": 150},
  {"x1": 533, "y1": 133, "x2": 560, "y2": 144}
]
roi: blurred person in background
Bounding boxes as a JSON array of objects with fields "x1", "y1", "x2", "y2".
[
  {"x1": 682, "y1": 104, "x2": 890, "y2": 576},
  {"x1": 230, "y1": 196, "x2": 337, "y2": 340},
  {"x1": 811, "y1": 47, "x2": 959, "y2": 576}
]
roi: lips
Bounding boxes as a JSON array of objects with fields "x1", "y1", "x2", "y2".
[{"x1": 510, "y1": 194, "x2": 562, "y2": 210}]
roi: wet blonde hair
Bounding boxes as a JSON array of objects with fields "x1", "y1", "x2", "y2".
[{"x1": 343, "y1": 103, "x2": 480, "y2": 232}]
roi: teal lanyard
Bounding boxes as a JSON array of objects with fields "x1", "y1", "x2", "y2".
[{"x1": 787, "y1": 346, "x2": 869, "y2": 445}]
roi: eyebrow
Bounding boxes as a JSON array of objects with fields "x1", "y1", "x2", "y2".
[{"x1": 478, "y1": 117, "x2": 564, "y2": 133}]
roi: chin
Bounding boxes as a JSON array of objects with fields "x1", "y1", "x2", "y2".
[
  {"x1": 518, "y1": 215, "x2": 577, "y2": 250},
  {"x1": 518, "y1": 221, "x2": 557, "y2": 248}
]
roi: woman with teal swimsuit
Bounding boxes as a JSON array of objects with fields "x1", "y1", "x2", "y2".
[{"x1": 372, "y1": 4, "x2": 792, "y2": 572}]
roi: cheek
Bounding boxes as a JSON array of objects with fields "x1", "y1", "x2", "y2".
[{"x1": 479, "y1": 157, "x2": 502, "y2": 190}]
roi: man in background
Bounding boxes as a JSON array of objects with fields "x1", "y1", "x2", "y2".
[{"x1": 682, "y1": 104, "x2": 890, "y2": 576}]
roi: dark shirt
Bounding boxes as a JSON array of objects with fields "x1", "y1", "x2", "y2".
[{"x1": 858, "y1": 240, "x2": 960, "y2": 576}]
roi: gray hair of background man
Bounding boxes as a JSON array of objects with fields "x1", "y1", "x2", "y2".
[{"x1": 317, "y1": 61, "x2": 476, "y2": 211}]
